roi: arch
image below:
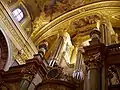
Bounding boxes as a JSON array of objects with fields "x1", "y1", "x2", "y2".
[
  {"x1": 0, "y1": 28, "x2": 12, "y2": 71},
  {"x1": 32, "y1": 1, "x2": 120, "y2": 45}
]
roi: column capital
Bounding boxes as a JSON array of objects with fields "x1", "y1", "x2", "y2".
[
  {"x1": 83, "y1": 40, "x2": 105, "y2": 69},
  {"x1": 84, "y1": 52, "x2": 101, "y2": 69}
]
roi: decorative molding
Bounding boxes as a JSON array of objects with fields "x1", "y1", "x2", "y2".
[
  {"x1": 71, "y1": 15, "x2": 101, "y2": 30},
  {"x1": 0, "y1": 2, "x2": 37, "y2": 63},
  {"x1": 6, "y1": 0, "x2": 18, "y2": 6},
  {"x1": 70, "y1": 14, "x2": 101, "y2": 40},
  {"x1": 33, "y1": 1, "x2": 120, "y2": 45}
]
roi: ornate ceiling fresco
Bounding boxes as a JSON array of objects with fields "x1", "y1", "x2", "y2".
[
  {"x1": 23, "y1": 0, "x2": 102, "y2": 20},
  {"x1": 17, "y1": 0, "x2": 120, "y2": 51},
  {"x1": 4, "y1": 0, "x2": 120, "y2": 46},
  {"x1": 0, "y1": 0, "x2": 119, "y2": 70}
]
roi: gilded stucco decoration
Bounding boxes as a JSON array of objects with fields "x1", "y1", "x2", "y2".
[
  {"x1": 6, "y1": 0, "x2": 18, "y2": 6},
  {"x1": 31, "y1": 1, "x2": 120, "y2": 46},
  {"x1": 1, "y1": 0, "x2": 120, "y2": 63},
  {"x1": 71, "y1": 15, "x2": 101, "y2": 29},
  {"x1": 0, "y1": 2, "x2": 37, "y2": 63},
  {"x1": 71, "y1": 15, "x2": 101, "y2": 38}
]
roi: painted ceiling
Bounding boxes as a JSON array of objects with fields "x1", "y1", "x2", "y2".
[{"x1": 10, "y1": 0, "x2": 120, "y2": 51}]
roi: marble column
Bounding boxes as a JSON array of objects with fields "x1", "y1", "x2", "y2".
[
  {"x1": 85, "y1": 55, "x2": 101, "y2": 90},
  {"x1": 83, "y1": 29, "x2": 102, "y2": 90}
]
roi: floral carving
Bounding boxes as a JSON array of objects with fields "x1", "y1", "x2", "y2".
[{"x1": 84, "y1": 52, "x2": 101, "y2": 69}]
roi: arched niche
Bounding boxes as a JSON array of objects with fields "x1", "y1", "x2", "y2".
[{"x1": 0, "y1": 29, "x2": 12, "y2": 71}]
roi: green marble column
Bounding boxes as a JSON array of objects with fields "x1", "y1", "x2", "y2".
[
  {"x1": 84, "y1": 53, "x2": 102, "y2": 90},
  {"x1": 83, "y1": 28, "x2": 103, "y2": 90},
  {"x1": 88, "y1": 67, "x2": 101, "y2": 90}
]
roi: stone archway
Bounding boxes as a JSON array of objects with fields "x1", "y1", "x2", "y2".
[{"x1": 0, "y1": 30, "x2": 12, "y2": 71}]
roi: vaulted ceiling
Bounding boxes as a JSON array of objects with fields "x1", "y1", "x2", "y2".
[{"x1": 22, "y1": 0, "x2": 120, "y2": 49}]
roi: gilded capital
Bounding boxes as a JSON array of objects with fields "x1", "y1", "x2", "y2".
[{"x1": 84, "y1": 52, "x2": 101, "y2": 69}]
